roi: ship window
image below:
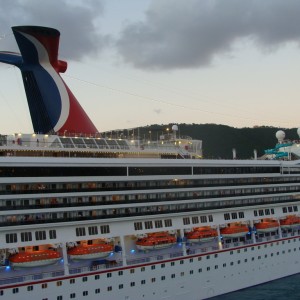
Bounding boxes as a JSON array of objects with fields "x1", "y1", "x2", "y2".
[
  {"x1": 141, "y1": 280, "x2": 146, "y2": 284},
  {"x1": 171, "y1": 262, "x2": 175, "y2": 266},
  {"x1": 57, "y1": 296, "x2": 62, "y2": 300},
  {"x1": 21, "y1": 232, "x2": 32, "y2": 242},
  {"x1": 271, "y1": 209, "x2": 274, "y2": 214},
  {"x1": 231, "y1": 212, "x2": 237, "y2": 219},
  {"x1": 215, "y1": 265, "x2": 218, "y2": 269},
  {"x1": 0, "y1": 291, "x2": 3, "y2": 296},
  {"x1": 161, "y1": 264, "x2": 165, "y2": 268},
  {"x1": 200, "y1": 216, "x2": 207, "y2": 223},
  {"x1": 207, "y1": 267, "x2": 210, "y2": 271},
  {"x1": 258, "y1": 210, "x2": 264, "y2": 216},
  {"x1": 118, "y1": 271, "x2": 123, "y2": 275},
  {"x1": 82, "y1": 277, "x2": 88, "y2": 282},
  {"x1": 244, "y1": 259, "x2": 248, "y2": 262},
  {"x1": 130, "y1": 269, "x2": 135, "y2": 273},
  {"x1": 183, "y1": 217, "x2": 190, "y2": 225},
  {"x1": 155, "y1": 220, "x2": 163, "y2": 228},
  {"x1": 282, "y1": 207, "x2": 287, "y2": 213},
  {"x1": 83, "y1": 291, "x2": 88, "y2": 296},
  {"x1": 198, "y1": 257, "x2": 202, "y2": 261},
  {"x1": 288, "y1": 206, "x2": 293, "y2": 212},
  {"x1": 208, "y1": 215, "x2": 213, "y2": 222},
  {"x1": 230, "y1": 262, "x2": 234, "y2": 266},
  {"x1": 57, "y1": 281, "x2": 62, "y2": 286},
  {"x1": 70, "y1": 279, "x2": 75, "y2": 284},
  {"x1": 151, "y1": 265, "x2": 156, "y2": 270},
  {"x1": 189, "y1": 258, "x2": 194, "y2": 262},
  {"x1": 107, "y1": 273, "x2": 112, "y2": 278},
  {"x1": 42, "y1": 283, "x2": 47, "y2": 289},
  {"x1": 119, "y1": 284, "x2": 123, "y2": 289},
  {"x1": 27, "y1": 286, "x2": 33, "y2": 291},
  {"x1": 140, "y1": 267, "x2": 145, "y2": 272},
  {"x1": 164, "y1": 219, "x2": 172, "y2": 227},
  {"x1": 107, "y1": 286, "x2": 112, "y2": 291},
  {"x1": 192, "y1": 216, "x2": 199, "y2": 224},
  {"x1": 100, "y1": 225, "x2": 110, "y2": 234},
  {"x1": 88, "y1": 226, "x2": 98, "y2": 235},
  {"x1": 35, "y1": 230, "x2": 46, "y2": 240},
  {"x1": 161, "y1": 276, "x2": 166, "y2": 280},
  {"x1": 171, "y1": 274, "x2": 175, "y2": 278},
  {"x1": 95, "y1": 275, "x2": 100, "y2": 280},
  {"x1": 152, "y1": 278, "x2": 156, "y2": 282},
  {"x1": 134, "y1": 222, "x2": 143, "y2": 230},
  {"x1": 224, "y1": 213, "x2": 230, "y2": 220},
  {"x1": 95, "y1": 288, "x2": 100, "y2": 294},
  {"x1": 144, "y1": 221, "x2": 153, "y2": 229},
  {"x1": 49, "y1": 230, "x2": 57, "y2": 239},
  {"x1": 223, "y1": 263, "x2": 226, "y2": 267},
  {"x1": 12, "y1": 288, "x2": 19, "y2": 294},
  {"x1": 75, "y1": 227, "x2": 86, "y2": 237},
  {"x1": 293, "y1": 206, "x2": 298, "y2": 212},
  {"x1": 265, "y1": 209, "x2": 270, "y2": 215},
  {"x1": 254, "y1": 210, "x2": 258, "y2": 217},
  {"x1": 70, "y1": 293, "x2": 76, "y2": 298},
  {"x1": 5, "y1": 233, "x2": 17, "y2": 243},
  {"x1": 130, "y1": 282, "x2": 135, "y2": 287},
  {"x1": 238, "y1": 212, "x2": 244, "y2": 218}
]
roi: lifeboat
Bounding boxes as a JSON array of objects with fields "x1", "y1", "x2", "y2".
[
  {"x1": 255, "y1": 219, "x2": 279, "y2": 233},
  {"x1": 186, "y1": 226, "x2": 218, "y2": 243},
  {"x1": 220, "y1": 223, "x2": 249, "y2": 238},
  {"x1": 280, "y1": 215, "x2": 300, "y2": 230},
  {"x1": 67, "y1": 242, "x2": 114, "y2": 260},
  {"x1": 9, "y1": 250, "x2": 61, "y2": 268},
  {"x1": 136, "y1": 232, "x2": 177, "y2": 250}
]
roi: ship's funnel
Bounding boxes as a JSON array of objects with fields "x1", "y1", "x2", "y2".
[{"x1": 0, "y1": 26, "x2": 98, "y2": 135}]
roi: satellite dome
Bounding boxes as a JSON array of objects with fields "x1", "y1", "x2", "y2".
[
  {"x1": 172, "y1": 125, "x2": 178, "y2": 131},
  {"x1": 275, "y1": 130, "x2": 285, "y2": 142},
  {"x1": 297, "y1": 128, "x2": 300, "y2": 138}
]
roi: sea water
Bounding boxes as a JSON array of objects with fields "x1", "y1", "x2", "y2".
[{"x1": 211, "y1": 273, "x2": 300, "y2": 300}]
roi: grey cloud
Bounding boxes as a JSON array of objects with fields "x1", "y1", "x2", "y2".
[
  {"x1": 115, "y1": 0, "x2": 300, "y2": 70},
  {"x1": 0, "y1": 0, "x2": 109, "y2": 60}
]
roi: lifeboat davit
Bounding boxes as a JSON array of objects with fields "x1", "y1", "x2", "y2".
[
  {"x1": 280, "y1": 215, "x2": 300, "y2": 230},
  {"x1": 255, "y1": 219, "x2": 279, "y2": 233},
  {"x1": 220, "y1": 223, "x2": 249, "y2": 238},
  {"x1": 9, "y1": 250, "x2": 62, "y2": 268},
  {"x1": 186, "y1": 226, "x2": 218, "y2": 243},
  {"x1": 67, "y1": 243, "x2": 114, "y2": 260},
  {"x1": 136, "y1": 232, "x2": 177, "y2": 251}
]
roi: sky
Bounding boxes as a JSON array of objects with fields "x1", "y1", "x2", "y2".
[{"x1": 0, "y1": 0, "x2": 300, "y2": 135}]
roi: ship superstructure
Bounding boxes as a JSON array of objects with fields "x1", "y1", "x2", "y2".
[{"x1": 0, "y1": 26, "x2": 300, "y2": 300}]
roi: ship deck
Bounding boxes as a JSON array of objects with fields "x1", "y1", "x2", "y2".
[{"x1": 1, "y1": 230, "x2": 298, "y2": 287}]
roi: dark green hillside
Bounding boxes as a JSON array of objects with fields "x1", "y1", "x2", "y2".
[{"x1": 134, "y1": 124, "x2": 298, "y2": 159}]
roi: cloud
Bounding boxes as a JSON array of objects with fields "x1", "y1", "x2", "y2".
[
  {"x1": 0, "y1": 0, "x2": 109, "y2": 60},
  {"x1": 154, "y1": 108, "x2": 162, "y2": 114},
  {"x1": 115, "y1": 0, "x2": 300, "y2": 70}
]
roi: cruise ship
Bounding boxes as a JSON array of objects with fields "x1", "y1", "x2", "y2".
[{"x1": 0, "y1": 26, "x2": 300, "y2": 300}]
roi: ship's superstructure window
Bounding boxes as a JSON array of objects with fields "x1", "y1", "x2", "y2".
[
  {"x1": 6, "y1": 233, "x2": 17, "y2": 243},
  {"x1": 95, "y1": 288, "x2": 100, "y2": 294},
  {"x1": 155, "y1": 220, "x2": 163, "y2": 228},
  {"x1": 134, "y1": 222, "x2": 143, "y2": 230},
  {"x1": 183, "y1": 217, "x2": 190, "y2": 225},
  {"x1": 88, "y1": 226, "x2": 98, "y2": 235},
  {"x1": 21, "y1": 231, "x2": 32, "y2": 242},
  {"x1": 164, "y1": 219, "x2": 172, "y2": 227},
  {"x1": 49, "y1": 229, "x2": 57, "y2": 239},
  {"x1": 76, "y1": 227, "x2": 86, "y2": 237},
  {"x1": 70, "y1": 293, "x2": 76, "y2": 298},
  {"x1": 35, "y1": 230, "x2": 46, "y2": 240},
  {"x1": 27, "y1": 286, "x2": 33, "y2": 291},
  {"x1": 100, "y1": 225, "x2": 110, "y2": 234},
  {"x1": 83, "y1": 291, "x2": 88, "y2": 296},
  {"x1": 12, "y1": 288, "x2": 19, "y2": 294},
  {"x1": 145, "y1": 221, "x2": 153, "y2": 229},
  {"x1": 192, "y1": 216, "x2": 199, "y2": 224}
]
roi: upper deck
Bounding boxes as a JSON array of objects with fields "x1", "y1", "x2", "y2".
[{"x1": 0, "y1": 133, "x2": 203, "y2": 160}]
